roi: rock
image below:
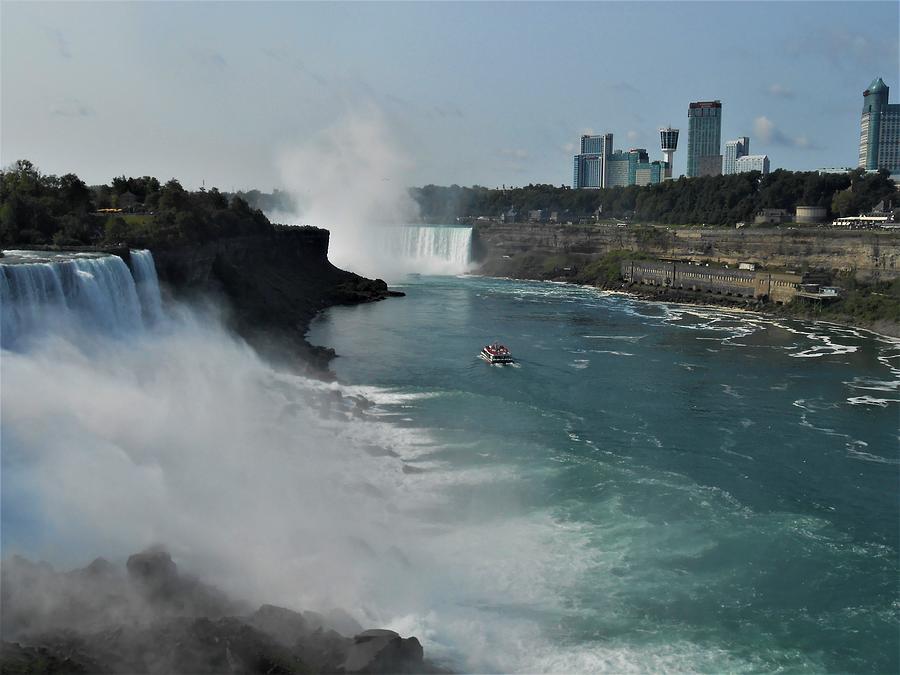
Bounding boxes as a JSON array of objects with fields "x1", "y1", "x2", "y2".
[
  {"x1": 341, "y1": 629, "x2": 424, "y2": 674},
  {"x1": 248, "y1": 605, "x2": 309, "y2": 645},
  {"x1": 310, "y1": 608, "x2": 364, "y2": 638},
  {"x1": 126, "y1": 549, "x2": 178, "y2": 597},
  {"x1": 402, "y1": 463, "x2": 427, "y2": 474},
  {"x1": 363, "y1": 445, "x2": 400, "y2": 458},
  {"x1": 0, "y1": 639, "x2": 107, "y2": 674}
]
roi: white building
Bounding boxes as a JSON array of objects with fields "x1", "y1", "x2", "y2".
[
  {"x1": 723, "y1": 137, "x2": 749, "y2": 175},
  {"x1": 734, "y1": 154, "x2": 770, "y2": 175}
]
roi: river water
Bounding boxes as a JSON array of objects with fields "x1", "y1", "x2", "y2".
[{"x1": 309, "y1": 274, "x2": 899, "y2": 673}]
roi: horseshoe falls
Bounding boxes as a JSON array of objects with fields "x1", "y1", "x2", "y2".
[
  {"x1": 381, "y1": 225, "x2": 473, "y2": 276},
  {"x1": 308, "y1": 223, "x2": 473, "y2": 279}
]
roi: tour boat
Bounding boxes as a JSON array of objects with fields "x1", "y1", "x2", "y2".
[{"x1": 480, "y1": 342, "x2": 514, "y2": 364}]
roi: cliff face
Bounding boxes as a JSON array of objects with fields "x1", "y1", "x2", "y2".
[
  {"x1": 473, "y1": 223, "x2": 900, "y2": 281},
  {"x1": 150, "y1": 227, "x2": 400, "y2": 375}
]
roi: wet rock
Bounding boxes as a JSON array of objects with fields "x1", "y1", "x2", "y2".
[
  {"x1": 341, "y1": 629, "x2": 424, "y2": 674},
  {"x1": 248, "y1": 605, "x2": 309, "y2": 646},
  {"x1": 126, "y1": 549, "x2": 178, "y2": 597},
  {"x1": 402, "y1": 463, "x2": 427, "y2": 474}
]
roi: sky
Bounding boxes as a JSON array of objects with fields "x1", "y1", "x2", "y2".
[{"x1": 2, "y1": 1, "x2": 898, "y2": 191}]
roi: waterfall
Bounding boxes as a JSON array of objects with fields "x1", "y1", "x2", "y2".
[
  {"x1": 130, "y1": 249, "x2": 164, "y2": 324},
  {"x1": 0, "y1": 249, "x2": 162, "y2": 349},
  {"x1": 379, "y1": 225, "x2": 472, "y2": 275}
]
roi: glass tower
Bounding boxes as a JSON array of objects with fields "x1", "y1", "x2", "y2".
[
  {"x1": 687, "y1": 101, "x2": 722, "y2": 178},
  {"x1": 573, "y1": 134, "x2": 613, "y2": 188},
  {"x1": 859, "y1": 77, "x2": 900, "y2": 173}
]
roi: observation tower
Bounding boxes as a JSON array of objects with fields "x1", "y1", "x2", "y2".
[{"x1": 659, "y1": 127, "x2": 679, "y2": 179}]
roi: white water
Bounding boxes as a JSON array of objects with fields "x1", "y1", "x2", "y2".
[
  {"x1": 0, "y1": 250, "x2": 161, "y2": 348},
  {"x1": 377, "y1": 225, "x2": 472, "y2": 277}
]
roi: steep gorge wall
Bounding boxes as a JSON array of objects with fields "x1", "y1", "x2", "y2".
[
  {"x1": 150, "y1": 226, "x2": 397, "y2": 373},
  {"x1": 473, "y1": 223, "x2": 900, "y2": 281}
]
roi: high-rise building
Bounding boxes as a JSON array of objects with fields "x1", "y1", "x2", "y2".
[
  {"x1": 573, "y1": 133, "x2": 613, "y2": 188},
  {"x1": 635, "y1": 161, "x2": 667, "y2": 186},
  {"x1": 607, "y1": 148, "x2": 649, "y2": 187},
  {"x1": 734, "y1": 154, "x2": 770, "y2": 175},
  {"x1": 659, "y1": 127, "x2": 679, "y2": 178},
  {"x1": 687, "y1": 101, "x2": 722, "y2": 177},
  {"x1": 581, "y1": 133, "x2": 613, "y2": 155},
  {"x1": 858, "y1": 77, "x2": 900, "y2": 174},
  {"x1": 723, "y1": 137, "x2": 750, "y2": 175}
]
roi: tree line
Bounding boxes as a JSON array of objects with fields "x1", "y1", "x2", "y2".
[
  {"x1": 0, "y1": 160, "x2": 273, "y2": 247},
  {"x1": 410, "y1": 169, "x2": 898, "y2": 225}
]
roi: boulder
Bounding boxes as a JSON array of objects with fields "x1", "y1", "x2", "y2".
[
  {"x1": 126, "y1": 549, "x2": 178, "y2": 597},
  {"x1": 341, "y1": 629, "x2": 424, "y2": 674}
]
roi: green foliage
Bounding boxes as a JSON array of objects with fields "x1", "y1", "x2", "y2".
[
  {"x1": 104, "y1": 216, "x2": 129, "y2": 243},
  {"x1": 0, "y1": 160, "x2": 275, "y2": 247},
  {"x1": 410, "y1": 170, "x2": 896, "y2": 226},
  {"x1": 572, "y1": 250, "x2": 651, "y2": 287}
]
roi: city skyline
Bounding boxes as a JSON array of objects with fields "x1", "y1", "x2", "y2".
[{"x1": 2, "y1": 2, "x2": 898, "y2": 191}]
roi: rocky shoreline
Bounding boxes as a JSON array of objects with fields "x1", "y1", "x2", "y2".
[{"x1": 1, "y1": 550, "x2": 445, "y2": 674}]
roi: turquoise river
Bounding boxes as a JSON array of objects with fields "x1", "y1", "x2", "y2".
[{"x1": 309, "y1": 274, "x2": 900, "y2": 673}]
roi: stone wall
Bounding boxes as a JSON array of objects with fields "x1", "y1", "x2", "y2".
[
  {"x1": 473, "y1": 223, "x2": 900, "y2": 281},
  {"x1": 622, "y1": 260, "x2": 801, "y2": 304}
]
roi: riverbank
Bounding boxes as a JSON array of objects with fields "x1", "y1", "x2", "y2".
[{"x1": 472, "y1": 241, "x2": 900, "y2": 338}]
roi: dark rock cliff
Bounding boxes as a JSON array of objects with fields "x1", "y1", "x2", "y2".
[{"x1": 149, "y1": 227, "x2": 402, "y2": 376}]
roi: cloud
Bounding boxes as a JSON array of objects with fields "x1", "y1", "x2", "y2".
[
  {"x1": 50, "y1": 100, "x2": 93, "y2": 118},
  {"x1": 752, "y1": 115, "x2": 819, "y2": 150},
  {"x1": 766, "y1": 83, "x2": 794, "y2": 99},
  {"x1": 626, "y1": 130, "x2": 640, "y2": 142},
  {"x1": 562, "y1": 142, "x2": 576, "y2": 154}
]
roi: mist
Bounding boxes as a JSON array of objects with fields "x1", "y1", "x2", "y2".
[
  {"x1": 274, "y1": 106, "x2": 471, "y2": 280},
  {"x1": 1, "y1": 290, "x2": 594, "y2": 671}
]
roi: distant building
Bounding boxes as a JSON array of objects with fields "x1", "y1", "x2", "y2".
[
  {"x1": 574, "y1": 132, "x2": 667, "y2": 188},
  {"x1": 635, "y1": 161, "x2": 667, "y2": 186},
  {"x1": 735, "y1": 154, "x2": 770, "y2": 175},
  {"x1": 858, "y1": 77, "x2": 900, "y2": 173},
  {"x1": 659, "y1": 127, "x2": 679, "y2": 179},
  {"x1": 606, "y1": 151, "x2": 633, "y2": 188},
  {"x1": 605, "y1": 148, "x2": 666, "y2": 188},
  {"x1": 795, "y1": 205, "x2": 827, "y2": 224},
  {"x1": 723, "y1": 137, "x2": 750, "y2": 175},
  {"x1": 755, "y1": 208, "x2": 788, "y2": 225},
  {"x1": 528, "y1": 209, "x2": 549, "y2": 223},
  {"x1": 687, "y1": 101, "x2": 722, "y2": 177},
  {"x1": 573, "y1": 133, "x2": 614, "y2": 188}
]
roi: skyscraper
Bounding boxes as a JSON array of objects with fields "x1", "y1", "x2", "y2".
[
  {"x1": 573, "y1": 133, "x2": 613, "y2": 188},
  {"x1": 723, "y1": 137, "x2": 749, "y2": 175},
  {"x1": 858, "y1": 77, "x2": 900, "y2": 174},
  {"x1": 686, "y1": 101, "x2": 722, "y2": 178}
]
